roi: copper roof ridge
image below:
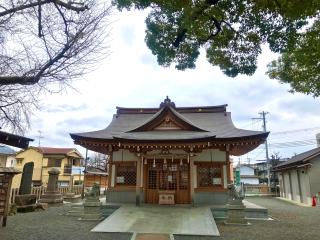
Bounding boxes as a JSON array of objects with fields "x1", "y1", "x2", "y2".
[
  {"x1": 126, "y1": 105, "x2": 209, "y2": 133},
  {"x1": 116, "y1": 104, "x2": 227, "y2": 114}
]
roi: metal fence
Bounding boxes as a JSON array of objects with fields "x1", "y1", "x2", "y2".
[{"x1": 9, "y1": 185, "x2": 83, "y2": 204}]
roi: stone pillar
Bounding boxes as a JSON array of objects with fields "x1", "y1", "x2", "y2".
[
  {"x1": 15, "y1": 163, "x2": 37, "y2": 213},
  {"x1": 39, "y1": 168, "x2": 63, "y2": 204},
  {"x1": 47, "y1": 168, "x2": 59, "y2": 192},
  {"x1": 19, "y1": 162, "x2": 34, "y2": 195}
]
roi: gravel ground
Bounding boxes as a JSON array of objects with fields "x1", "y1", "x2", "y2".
[
  {"x1": 1, "y1": 197, "x2": 319, "y2": 240},
  {"x1": 215, "y1": 197, "x2": 320, "y2": 240}
]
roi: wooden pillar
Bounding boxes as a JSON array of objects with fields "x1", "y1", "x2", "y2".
[
  {"x1": 135, "y1": 158, "x2": 141, "y2": 206},
  {"x1": 107, "y1": 151, "x2": 113, "y2": 189},
  {"x1": 226, "y1": 150, "x2": 231, "y2": 184},
  {"x1": 190, "y1": 157, "x2": 195, "y2": 206}
]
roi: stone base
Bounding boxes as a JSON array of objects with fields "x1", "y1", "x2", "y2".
[
  {"x1": 35, "y1": 203, "x2": 48, "y2": 211},
  {"x1": 224, "y1": 219, "x2": 251, "y2": 225},
  {"x1": 15, "y1": 194, "x2": 37, "y2": 213},
  {"x1": 39, "y1": 191, "x2": 63, "y2": 204},
  {"x1": 224, "y1": 202, "x2": 250, "y2": 225},
  {"x1": 17, "y1": 204, "x2": 37, "y2": 213},
  {"x1": 64, "y1": 193, "x2": 82, "y2": 203},
  {"x1": 80, "y1": 197, "x2": 102, "y2": 220}
]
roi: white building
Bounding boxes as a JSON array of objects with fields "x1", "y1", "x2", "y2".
[
  {"x1": 274, "y1": 147, "x2": 320, "y2": 206},
  {"x1": 0, "y1": 145, "x2": 16, "y2": 167},
  {"x1": 237, "y1": 165, "x2": 260, "y2": 185}
]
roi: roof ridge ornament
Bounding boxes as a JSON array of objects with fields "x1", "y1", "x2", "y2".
[{"x1": 160, "y1": 96, "x2": 176, "y2": 108}]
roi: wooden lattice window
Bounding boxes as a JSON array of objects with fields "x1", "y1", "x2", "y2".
[
  {"x1": 179, "y1": 164, "x2": 189, "y2": 190},
  {"x1": 148, "y1": 163, "x2": 157, "y2": 189},
  {"x1": 197, "y1": 163, "x2": 222, "y2": 188},
  {"x1": 115, "y1": 163, "x2": 136, "y2": 186}
]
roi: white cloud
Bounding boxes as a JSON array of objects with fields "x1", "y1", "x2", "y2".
[{"x1": 25, "y1": 9, "x2": 320, "y2": 159}]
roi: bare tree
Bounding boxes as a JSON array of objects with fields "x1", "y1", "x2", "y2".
[
  {"x1": 88, "y1": 152, "x2": 109, "y2": 170},
  {"x1": 0, "y1": 0, "x2": 112, "y2": 132}
]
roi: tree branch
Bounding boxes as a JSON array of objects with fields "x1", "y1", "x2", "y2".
[
  {"x1": 0, "y1": 76, "x2": 36, "y2": 85},
  {"x1": 0, "y1": 0, "x2": 88, "y2": 17},
  {"x1": 172, "y1": 0, "x2": 220, "y2": 48}
]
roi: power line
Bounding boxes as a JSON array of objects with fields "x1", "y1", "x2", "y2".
[{"x1": 271, "y1": 126, "x2": 320, "y2": 136}]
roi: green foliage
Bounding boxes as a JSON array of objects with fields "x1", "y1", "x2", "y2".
[
  {"x1": 112, "y1": 0, "x2": 320, "y2": 95},
  {"x1": 267, "y1": 20, "x2": 320, "y2": 97}
]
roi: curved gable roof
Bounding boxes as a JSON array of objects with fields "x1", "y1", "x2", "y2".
[{"x1": 128, "y1": 106, "x2": 208, "y2": 132}]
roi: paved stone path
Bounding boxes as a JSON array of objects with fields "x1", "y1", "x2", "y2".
[{"x1": 91, "y1": 205, "x2": 219, "y2": 236}]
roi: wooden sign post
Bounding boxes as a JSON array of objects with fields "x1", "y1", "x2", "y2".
[{"x1": 0, "y1": 167, "x2": 21, "y2": 227}]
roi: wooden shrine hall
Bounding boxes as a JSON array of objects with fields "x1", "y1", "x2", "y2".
[{"x1": 70, "y1": 97, "x2": 268, "y2": 205}]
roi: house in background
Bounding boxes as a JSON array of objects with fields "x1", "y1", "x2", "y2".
[
  {"x1": 273, "y1": 146, "x2": 320, "y2": 206},
  {"x1": 84, "y1": 166, "x2": 108, "y2": 189},
  {"x1": 235, "y1": 164, "x2": 260, "y2": 185},
  {"x1": 12, "y1": 147, "x2": 84, "y2": 188},
  {"x1": 0, "y1": 145, "x2": 16, "y2": 167}
]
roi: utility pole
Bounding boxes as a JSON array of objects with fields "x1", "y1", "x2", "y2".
[
  {"x1": 38, "y1": 130, "x2": 44, "y2": 147},
  {"x1": 253, "y1": 111, "x2": 270, "y2": 187}
]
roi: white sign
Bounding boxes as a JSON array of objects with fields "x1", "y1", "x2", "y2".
[
  {"x1": 116, "y1": 176, "x2": 125, "y2": 183},
  {"x1": 212, "y1": 178, "x2": 221, "y2": 185},
  {"x1": 71, "y1": 166, "x2": 85, "y2": 175},
  {"x1": 168, "y1": 175, "x2": 172, "y2": 182}
]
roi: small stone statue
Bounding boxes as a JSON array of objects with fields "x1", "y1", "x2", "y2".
[
  {"x1": 86, "y1": 183, "x2": 100, "y2": 198},
  {"x1": 227, "y1": 183, "x2": 244, "y2": 201}
]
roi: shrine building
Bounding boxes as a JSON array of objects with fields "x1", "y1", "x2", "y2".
[{"x1": 70, "y1": 97, "x2": 268, "y2": 205}]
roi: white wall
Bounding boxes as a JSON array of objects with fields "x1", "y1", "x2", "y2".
[
  {"x1": 6, "y1": 156, "x2": 16, "y2": 167},
  {"x1": 241, "y1": 177, "x2": 259, "y2": 185},
  {"x1": 298, "y1": 169, "x2": 311, "y2": 205},
  {"x1": 290, "y1": 170, "x2": 300, "y2": 202},
  {"x1": 193, "y1": 149, "x2": 226, "y2": 162},
  {"x1": 283, "y1": 172, "x2": 292, "y2": 199},
  {"x1": 113, "y1": 149, "x2": 139, "y2": 161},
  {"x1": 309, "y1": 157, "x2": 320, "y2": 197},
  {"x1": 240, "y1": 166, "x2": 255, "y2": 176},
  {"x1": 280, "y1": 168, "x2": 312, "y2": 205}
]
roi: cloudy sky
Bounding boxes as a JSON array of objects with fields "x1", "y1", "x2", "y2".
[{"x1": 25, "y1": 8, "x2": 320, "y2": 162}]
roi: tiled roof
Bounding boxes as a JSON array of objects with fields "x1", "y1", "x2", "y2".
[
  {"x1": 0, "y1": 130, "x2": 33, "y2": 149},
  {"x1": 71, "y1": 106, "x2": 266, "y2": 141},
  {"x1": 39, "y1": 147, "x2": 75, "y2": 155},
  {"x1": 273, "y1": 147, "x2": 320, "y2": 171},
  {"x1": 0, "y1": 167, "x2": 21, "y2": 174},
  {"x1": 85, "y1": 166, "x2": 108, "y2": 175},
  {"x1": 0, "y1": 145, "x2": 16, "y2": 155}
]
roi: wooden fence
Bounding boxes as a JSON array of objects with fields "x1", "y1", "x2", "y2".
[
  {"x1": 9, "y1": 185, "x2": 83, "y2": 204},
  {"x1": 244, "y1": 185, "x2": 277, "y2": 196}
]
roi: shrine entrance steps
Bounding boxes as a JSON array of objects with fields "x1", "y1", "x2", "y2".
[{"x1": 91, "y1": 204, "x2": 220, "y2": 237}]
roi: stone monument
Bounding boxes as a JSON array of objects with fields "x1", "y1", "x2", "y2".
[
  {"x1": 224, "y1": 184, "x2": 250, "y2": 225},
  {"x1": 39, "y1": 168, "x2": 63, "y2": 204},
  {"x1": 15, "y1": 163, "x2": 37, "y2": 212},
  {"x1": 79, "y1": 183, "x2": 102, "y2": 220}
]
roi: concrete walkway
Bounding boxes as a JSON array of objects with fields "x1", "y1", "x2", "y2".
[{"x1": 91, "y1": 205, "x2": 220, "y2": 236}]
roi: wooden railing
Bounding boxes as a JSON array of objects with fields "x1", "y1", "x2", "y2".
[{"x1": 9, "y1": 185, "x2": 83, "y2": 204}]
